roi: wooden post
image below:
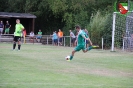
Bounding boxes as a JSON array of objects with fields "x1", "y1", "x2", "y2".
[{"x1": 32, "y1": 18, "x2": 35, "y2": 32}]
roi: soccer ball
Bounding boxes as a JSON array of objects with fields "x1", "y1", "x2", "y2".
[{"x1": 65, "y1": 55, "x2": 70, "y2": 61}]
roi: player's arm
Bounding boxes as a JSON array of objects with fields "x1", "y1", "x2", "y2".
[
  {"x1": 88, "y1": 37, "x2": 93, "y2": 46},
  {"x1": 9, "y1": 25, "x2": 11, "y2": 28},
  {"x1": 81, "y1": 34, "x2": 93, "y2": 45},
  {"x1": 81, "y1": 34, "x2": 88, "y2": 40},
  {"x1": 21, "y1": 24, "x2": 25, "y2": 32}
]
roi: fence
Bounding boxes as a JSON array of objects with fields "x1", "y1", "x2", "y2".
[
  {"x1": 42, "y1": 36, "x2": 74, "y2": 47},
  {"x1": 42, "y1": 36, "x2": 89, "y2": 48},
  {"x1": 0, "y1": 34, "x2": 100, "y2": 49}
]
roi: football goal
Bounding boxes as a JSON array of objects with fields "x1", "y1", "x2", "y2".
[{"x1": 111, "y1": 11, "x2": 133, "y2": 51}]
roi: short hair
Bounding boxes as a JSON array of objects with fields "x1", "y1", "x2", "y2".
[
  {"x1": 16, "y1": 19, "x2": 20, "y2": 21},
  {"x1": 75, "y1": 25, "x2": 81, "y2": 29}
]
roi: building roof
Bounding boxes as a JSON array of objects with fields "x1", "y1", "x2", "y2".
[{"x1": 0, "y1": 12, "x2": 36, "y2": 18}]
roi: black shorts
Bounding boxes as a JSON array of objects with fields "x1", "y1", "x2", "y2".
[
  {"x1": 54, "y1": 39, "x2": 58, "y2": 43},
  {"x1": 59, "y1": 37, "x2": 62, "y2": 42},
  {"x1": 86, "y1": 40, "x2": 89, "y2": 44},
  {"x1": 71, "y1": 38, "x2": 76, "y2": 43},
  {"x1": 14, "y1": 36, "x2": 21, "y2": 42}
]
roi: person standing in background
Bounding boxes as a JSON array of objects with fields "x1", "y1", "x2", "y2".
[
  {"x1": 84, "y1": 29, "x2": 89, "y2": 48},
  {"x1": 69, "y1": 30, "x2": 76, "y2": 47},
  {"x1": 52, "y1": 31, "x2": 58, "y2": 46},
  {"x1": 4, "y1": 21, "x2": 11, "y2": 34},
  {"x1": 0, "y1": 21, "x2": 4, "y2": 35},
  {"x1": 58, "y1": 29, "x2": 63, "y2": 46}
]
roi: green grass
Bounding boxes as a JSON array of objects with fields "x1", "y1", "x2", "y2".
[{"x1": 0, "y1": 43, "x2": 133, "y2": 88}]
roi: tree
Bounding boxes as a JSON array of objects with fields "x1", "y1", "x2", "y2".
[{"x1": 0, "y1": 0, "x2": 116, "y2": 37}]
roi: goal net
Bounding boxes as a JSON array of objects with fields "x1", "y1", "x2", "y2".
[{"x1": 111, "y1": 11, "x2": 133, "y2": 51}]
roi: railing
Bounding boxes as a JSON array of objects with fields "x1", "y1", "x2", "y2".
[
  {"x1": 0, "y1": 34, "x2": 74, "y2": 46},
  {"x1": 0, "y1": 34, "x2": 97, "y2": 48},
  {"x1": 42, "y1": 36, "x2": 73, "y2": 47}
]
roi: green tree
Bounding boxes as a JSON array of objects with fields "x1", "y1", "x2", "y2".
[{"x1": 0, "y1": 0, "x2": 117, "y2": 38}]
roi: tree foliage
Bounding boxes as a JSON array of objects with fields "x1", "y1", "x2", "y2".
[{"x1": 0, "y1": 0, "x2": 117, "y2": 45}]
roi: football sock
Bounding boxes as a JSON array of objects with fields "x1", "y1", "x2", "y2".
[
  {"x1": 88, "y1": 46, "x2": 93, "y2": 51},
  {"x1": 13, "y1": 42, "x2": 16, "y2": 49},
  {"x1": 18, "y1": 45, "x2": 21, "y2": 50},
  {"x1": 70, "y1": 55, "x2": 73, "y2": 60}
]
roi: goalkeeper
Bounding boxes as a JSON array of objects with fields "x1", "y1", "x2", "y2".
[
  {"x1": 68, "y1": 25, "x2": 98, "y2": 61},
  {"x1": 13, "y1": 19, "x2": 24, "y2": 51}
]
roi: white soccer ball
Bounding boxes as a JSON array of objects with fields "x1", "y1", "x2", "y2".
[{"x1": 65, "y1": 55, "x2": 70, "y2": 60}]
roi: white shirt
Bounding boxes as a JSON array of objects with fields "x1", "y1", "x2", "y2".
[
  {"x1": 30, "y1": 32, "x2": 34, "y2": 37},
  {"x1": 70, "y1": 32, "x2": 75, "y2": 38}
]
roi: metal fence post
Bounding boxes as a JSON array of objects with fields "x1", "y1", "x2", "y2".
[
  {"x1": 64, "y1": 37, "x2": 65, "y2": 46},
  {"x1": 70, "y1": 37, "x2": 71, "y2": 47},
  {"x1": 122, "y1": 38, "x2": 124, "y2": 51},
  {"x1": 58, "y1": 38, "x2": 59, "y2": 46},
  {"x1": 47, "y1": 37, "x2": 48, "y2": 45},
  {"x1": 102, "y1": 38, "x2": 103, "y2": 50}
]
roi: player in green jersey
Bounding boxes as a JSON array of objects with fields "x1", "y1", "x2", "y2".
[
  {"x1": 67, "y1": 25, "x2": 98, "y2": 61},
  {"x1": 13, "y1": 19, "x2": 24, "y2": 51}
]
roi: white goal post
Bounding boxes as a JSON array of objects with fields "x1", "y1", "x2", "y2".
[{"x1": 111, "y1": 11, "x2": 133, "y2": 51}]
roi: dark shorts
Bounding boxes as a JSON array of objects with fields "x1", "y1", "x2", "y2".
[
  {"x1": 14, "y1": 36, "x2": 21, "y2": 42},
  {"x1": 54, "y1": 39, "x2": 58, "y2": 43},
  {"x1": 71, "y1": 38, "x2": 76, "y2": 43},
  {"x1": 59, "y1": 37, "x2": 62, "y2": 42},
  {"x1": 86, "y1": 40, "x2": 89, "y2": 44}
]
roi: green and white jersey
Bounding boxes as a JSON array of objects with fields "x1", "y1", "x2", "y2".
[
  {"x1": 14, "y1": 23, "x2": 24, "y2": 36},
  {"x1": 77, "y1": 30, "x2": 88, "y2": 45}
]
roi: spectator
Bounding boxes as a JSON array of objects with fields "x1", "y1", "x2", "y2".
[
  {"x1": 83, "y1": 29, "x2": 89, "y2": 48},
  {"x1": 4, "y1": 21, "x2": 11, "y2": 34},
  {"x1": 75, "y1": 31, "x2": 79, "y2": 46},
  {"x1": 58, "y1": 29, "x2": 63, "y2": 46},
  {"x1": 52, "y1": 31, "x2": 58, "y2": 46},
  {"x1": 69, "y1": 30, "x2": 76, "y2": 47},
  {"x1": 29, "y1": 31, "x2": 35, "y2": 42},
  {"x1": 36, "y1": 29, "x2": 42, "y2": 42},
  {"x1": 0, "y1": 21, "x2": 4, "y2": 35},
  {"x1": 22, "y1": 29, "x2": 27, "y2": 43},
  {"x1": 23, "y1": 29, "x2": 27, "y2": 37}
]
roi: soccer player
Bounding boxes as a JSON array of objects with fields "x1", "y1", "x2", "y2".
[
  {"x1": 13, "y1": 19, "x2": 24, "y2": 51},
  {"x1": 67, "y1": 25, "x2": 98, "y2": 61}
]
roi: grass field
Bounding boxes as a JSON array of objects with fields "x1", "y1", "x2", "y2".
[{"x1": 0, "y1": 43, "x2": 133, "y2": 88}]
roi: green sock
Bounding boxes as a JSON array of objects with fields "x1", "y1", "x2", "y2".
[
  {"x1": 70, "y1": 55, "x2": 73, "y2": 60},
  {"x1": 88, "y1": 46, "x2": 93, "y2": 51}
]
